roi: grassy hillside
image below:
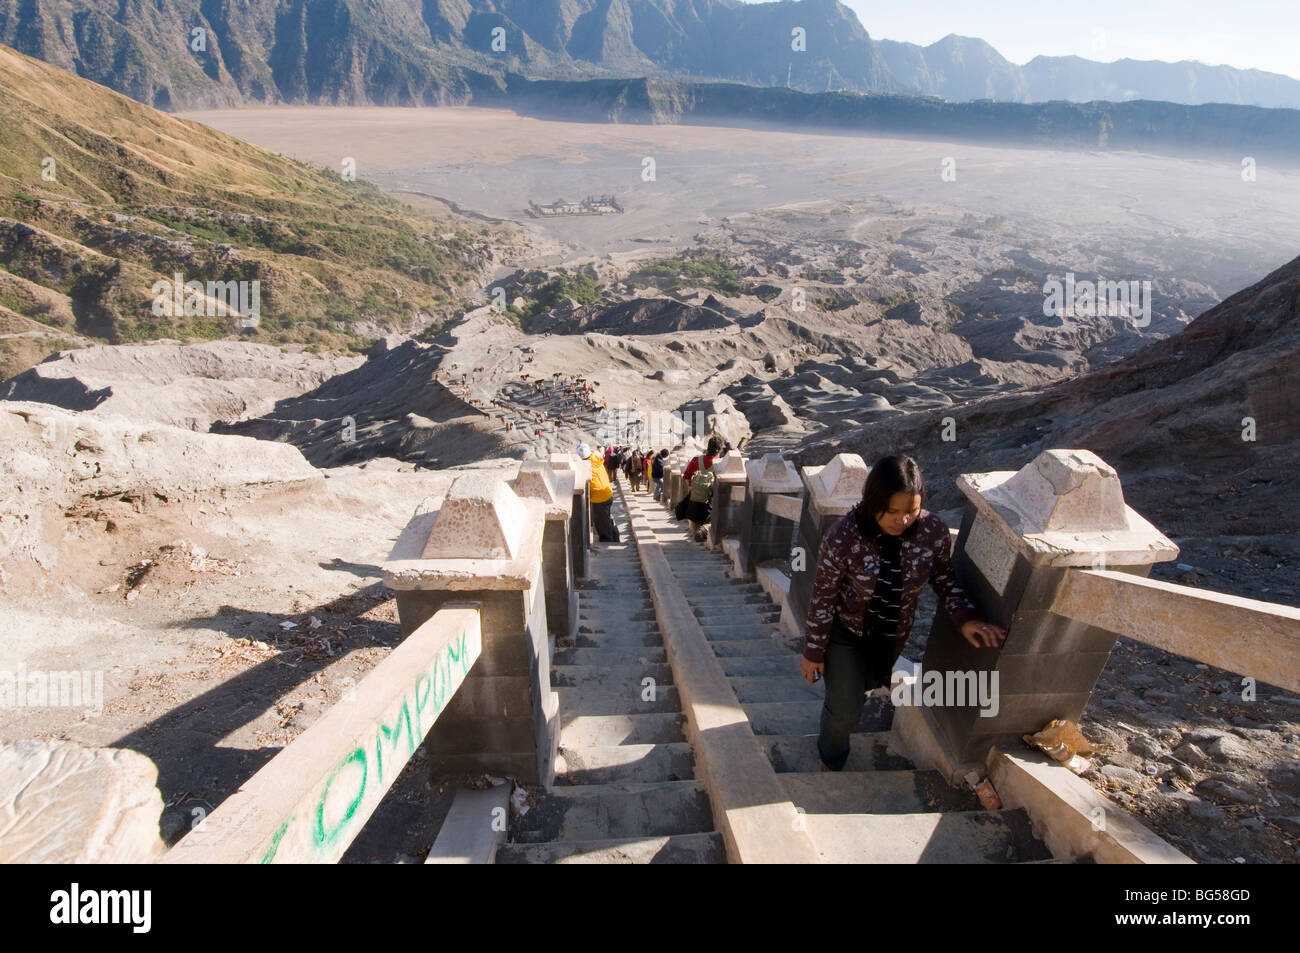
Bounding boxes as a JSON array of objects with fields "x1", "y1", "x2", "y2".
[{"x1": 0, "y1": 44, "x2": 525, "y2": 379}]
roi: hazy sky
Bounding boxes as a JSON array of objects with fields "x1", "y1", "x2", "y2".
[{"x1": 743, "y1": 0, "x2": 1300, "y2": 81}]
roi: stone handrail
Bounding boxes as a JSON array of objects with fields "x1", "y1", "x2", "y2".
[
  {"x1": 1052, "y1": 568, "x2": 1300, "y2": 694},
  {"x1": 698, "y1": 445, "x2": 1299, "y2": 776},
  {"x1": 162, "y1": 604, "x2": 481, "y2": 864}
]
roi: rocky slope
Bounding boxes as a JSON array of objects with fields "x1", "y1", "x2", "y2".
[
  {"x1": 0, "y1": 44, "x2": 528, "y2": 379},
  {"x1": 791, "y1": 251, "x2": 1300, "y2": 605},
  {"x1": 210, "y1": 339, "x2": 522, "y2": 468},
  {"x1": 1, "y1": 341, "x2": 364, "y2": 430},
  {"x1": 0, "y1": 399, "x2": 320, "y2": 588}
]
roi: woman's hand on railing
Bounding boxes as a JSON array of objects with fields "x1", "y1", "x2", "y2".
[{"x1": 960, "y1": 619, "x2": 1006, "y2": 648}]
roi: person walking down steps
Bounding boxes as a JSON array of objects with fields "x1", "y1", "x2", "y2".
[
  {"x1": 800, "y1": 455, "x2": 1007, "y2": 772},
  {"x1": 651, "y1": 449, "x2": 668, "y2": 501},
  {"x1": 627, "y1": 449, "x2": 645, "y2": 493},
  {"x1": 677, "y1": 437, "x2": 721, "y2": 543},
  {"x1": 579, "y1": 443, "x2": 619, "y2": 544}
]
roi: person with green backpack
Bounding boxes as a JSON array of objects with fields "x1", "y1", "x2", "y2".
[{"x1": 679, "y1": 437, "x2": 722, "y2": 543}]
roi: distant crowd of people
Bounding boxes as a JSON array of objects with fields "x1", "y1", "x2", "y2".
[{"x1": 576, "y1": 437, "x2": 731, "y2": 545}]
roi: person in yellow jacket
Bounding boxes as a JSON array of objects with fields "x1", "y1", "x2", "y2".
[{"x1": 579, "y1": 443, "x2": 618, "y2": 542}]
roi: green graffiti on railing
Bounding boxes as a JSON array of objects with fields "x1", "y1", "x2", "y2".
[
  {"x1": 413, "y1": 671, "x2": 432, "y2": 730},
  {"x1": 296, "y1": 625, "x2": 474, "y2": 860},
  {"x1": 375, "y1": 699, "x2": 415, "y2": 786},
  {"x1": 260, "y1": 818, "x2": 293, "y2": 864},
  {"x1": 314, "y1": 746, "x2": 368, "y2": 853}
]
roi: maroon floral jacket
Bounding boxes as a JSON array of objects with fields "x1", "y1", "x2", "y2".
[{"x1": 802, "y1": 505, "x2": 977, "y2": 663}]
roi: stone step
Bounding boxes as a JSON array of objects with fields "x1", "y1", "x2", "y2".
[
  {"x1": 682, "y1": 601, "x2": 776, "y2": 615},
  {"x1": 759, "y1": 732, "x2": 914, "y2": 773},
  {"x1": 552, "y1": 647, "x2": 667, "y2": 667},
  {"x1": 718, "y1": 655, "x2": 801, "y2": 678},
  {"x1": 780, "y1": 769, "x2": 982, "y2": 814},
  {"x1": 576, "y1": 621, "x2": 659, "y2": 634},
  {"x1": 559, "y1": 713, "x2": 686, "y2": 747},
  {"x1": 699, "y1": 625, "x2": 783, "y2": 644},
  {"x1": 684, "y1": 591, "x2": 769, "y2": 605},
  {"x1": 743, "y1": 696, "x2": 893, "y2": 735},
  {"x1": 573, "y1": 632, "x2": 663, "y2": 649},
  {"x1": 691, "y1": 607, "x2": 781, "y2": 625},
  {"x1": 577, "y1": 605, "x2": 655, "y2": 618},
  {"x1": 555, "y1": 742, "x2": 695, "y2": 785},
  {"x1": 676, "y1": 580, "x2": 750, "y2": 590},
  {"x1": 709, "y1": 639, "x2": 792, "y2": 658},
  {"x1": 578, "y1": 608, "x2": 657, "y2": 623},
  {"x1": 729, "y1": 675, "x2": 823, "y2": 703},
  {"x1": 801, "y1": 809, "x2": 1052, "y2": 864},
  {"x1": 576, "y1": 607, "x2": 655, "y2": 618},
  {"x1": 511, "y1": 780, "x2": 714, "y2": 843},
  {"x1": 495, "y1": 832, "x2": 726, "y2": 864},
  {"x1": 557, "y1": 685, "x2": 681, "y2": 716},
  {"x1": 551, "y1": 663, "x2": 674, "y2": 688}
]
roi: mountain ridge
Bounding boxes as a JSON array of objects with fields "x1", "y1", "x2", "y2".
[{"x1": 3, "y1": 0, "x2": 1298, "y2": 110}]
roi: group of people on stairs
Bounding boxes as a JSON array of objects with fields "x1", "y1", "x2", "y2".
[{"x1": 573, "y1": 443, "x2": 1007, "y2": 776}]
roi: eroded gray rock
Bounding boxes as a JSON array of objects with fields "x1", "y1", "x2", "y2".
[{"x1": 0, "y1": 741, "x2": 165, "y2": 863}]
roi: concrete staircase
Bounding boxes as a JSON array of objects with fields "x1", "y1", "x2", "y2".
[
  {"x1": 631, "y1": 488, "x2": 1055, "y2": 864},
  {"x1": 496, "y1": 485, "x2": 726, "y2": 863}
]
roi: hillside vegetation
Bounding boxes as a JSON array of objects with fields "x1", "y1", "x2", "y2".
[{"x1": 0, "y1": 45, "x2": 524, "y2": 379}]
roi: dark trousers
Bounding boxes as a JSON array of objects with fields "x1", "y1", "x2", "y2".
[
  {"x1": 591, "y1": 499, "x2": 617, "y2": 541},
  {"x1": 817, "y1": 624, "x2": 901, "y2": 771}
]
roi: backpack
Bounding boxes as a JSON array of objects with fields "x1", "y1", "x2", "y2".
[{"x1": 689, "y1": 456, "x2": 716, "y2": 503}]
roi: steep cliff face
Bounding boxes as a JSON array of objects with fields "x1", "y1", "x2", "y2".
[{"x1": 3, "y1": 0, "x2": 1298, "y2": 110}]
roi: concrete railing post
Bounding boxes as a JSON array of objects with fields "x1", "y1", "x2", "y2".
[
  {"x1": 917, "y1": 449, "x2": 1178, "y2": 767},
  {"x1": 787, "y1": 454, "x2": 870, "y2": 632},
  {"x1": 707, "y1": 450, "x2": 748, "y2": 550},
  {"x1": 513, "y1": 460, "x2": 578, "y2": 645},
  {"x1": 549, "y1": 452, "x2": 590, "y2": 580},
  {"x1": 665, "y1": 453, "x2": 684, "y2": 514},
  {"x1": 382, "y1": 473, "x2": 559, "y2": 786},
  {"x1": 738, "y1": 452, "x2": 803, "y2": 578}
]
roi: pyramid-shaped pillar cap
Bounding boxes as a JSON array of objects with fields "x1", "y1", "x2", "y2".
[
  {"x1": 714, "y1": 449, "x2": 747, "y2": 481},
  {"x1": 803, "y1": 453, "x2": 869, "y2": 511},
  {"x1": 547, "y1": 452, "x2": 575, "y2": 471},
  {"x1": 422, "y1": 473, "x2": 528, "y2": 560},
  {"x1": 513, "y1": 460, "x2": 560, "y2": 505},
  {"x1": 998, "y1": 449, "x2": 1128, "y2": 534},
  {"x1": 513, "y1": 460, "x2": 573, "y2": 517},
  {"x1": 957, "y1": 448, "x2": 1178, "y2": 566},
  {"x1": 748, "y1": 452, "x2": 802, "y2": 492}
]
